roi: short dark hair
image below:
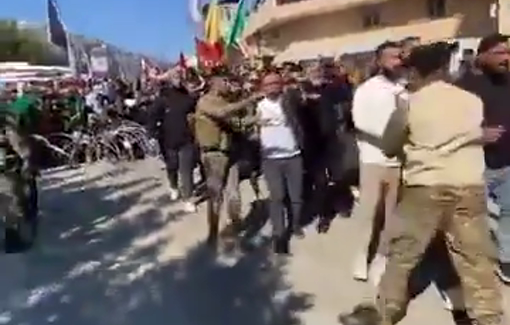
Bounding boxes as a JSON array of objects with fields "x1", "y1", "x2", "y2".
[
  {"x1": 375, "y1": 41, "x2": 401, "y2": 59},
  {"x1": 405, "y1": 41, "x2": 458, "y2": 77},
  {"x1": 400, "y1": 36, "x2": 421, "y2": 45},
  {"x1": 477, "y1": 33, "x2": 509, "y2": 54}
]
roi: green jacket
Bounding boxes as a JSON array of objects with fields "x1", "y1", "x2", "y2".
[{"x1": 8, "y1": 94, "x2": 40, "y2": 135}]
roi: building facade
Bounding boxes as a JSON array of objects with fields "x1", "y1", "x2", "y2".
[{"x1": 243, "y1": 0, "x2": 504, "y2": 64}]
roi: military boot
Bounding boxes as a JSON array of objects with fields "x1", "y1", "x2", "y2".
[{"x1": 338, "y1": 303, "x2": 385, "y2": 325}]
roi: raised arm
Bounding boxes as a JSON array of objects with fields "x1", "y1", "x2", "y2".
[{"x1": 200, "y1": 94, "x2": 261, "y2": 119}]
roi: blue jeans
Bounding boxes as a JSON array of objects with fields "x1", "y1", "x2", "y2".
[{"x1": 485, "y1": 166, "x2": 510, "y2": 263}]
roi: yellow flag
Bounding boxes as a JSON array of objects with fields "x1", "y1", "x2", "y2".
[{"x1": 204, "y1": 0, "x2": 222, "y2": 44}]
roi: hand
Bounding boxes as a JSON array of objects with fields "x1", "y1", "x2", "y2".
[
  {"x1": 249, "y1": 92, "x2": 264, "y2": 102},
  {"x1": 482, "y1": 126, "x2": 505, "y2": 143},
  {"x1": 149, "y1": 138, "x2": 159, "y2": 148},
  {"x1": 257, "y1": 118, "x2": 273, "y2": 127},
  {"x1": 304, "y1": 93, "x2": 320, "y2": 100}
]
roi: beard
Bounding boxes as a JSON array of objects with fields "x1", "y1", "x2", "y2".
[{"x1": 380, "y1": 67, "x2": 402, "y2": 82}]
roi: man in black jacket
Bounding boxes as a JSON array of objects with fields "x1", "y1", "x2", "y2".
[
  {"x1": 300, "y1": 64, "x2": 354, "y2": 232},
  {"x1": 149, "y1": 80, "x2": 197, "y2": 213},
  {"x1": 455, "y1": 33, "x2": 510, "y2": 283}
]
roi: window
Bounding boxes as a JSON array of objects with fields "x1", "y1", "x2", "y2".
[
  {"x1": 362, "y1": 9, "x2": 381, "y2": 28},
  {"x1": 427, "y1": 0, "x2": 446, "y2": 18}
]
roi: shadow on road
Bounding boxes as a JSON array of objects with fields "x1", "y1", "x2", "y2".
[{"x1": 0, "y1": 165, "x2": 313, "y2": 325}]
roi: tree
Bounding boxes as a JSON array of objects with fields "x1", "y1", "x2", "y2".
[{"x1": 0, "y1": 20, "x2": 52, "y2": 64}]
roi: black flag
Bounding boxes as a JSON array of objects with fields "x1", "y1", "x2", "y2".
[{"x1": 47, "y1": 0, "x2": 69, "y2": 65}]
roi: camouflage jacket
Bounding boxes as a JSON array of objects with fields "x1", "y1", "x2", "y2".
[{"x1": 0, "y1": 100, "x2": 35, "y2": 175}]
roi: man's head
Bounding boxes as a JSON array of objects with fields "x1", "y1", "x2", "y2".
[
  {"x1": 168, "y1": 69, "x2": 183, "y2": 88},
  {"x1": 405, "y1": 41, "x2": 458, "y2": 85},
  {"x1": 374, "y1": 41, "x2": 404, "y2": 81},
  {"x1": 307, "y1": 63, "x2": 323, "y2": 85},
  {"x1": 209, "y1": 75, "x2": 229, "y2": 94},
  {"x1": 261, "y1": 72, "x2": 283, "y2": 99},
  {"x1": 400, "y1": 36, "x2": 421, "y2": 59},
  {"x1": 477, "y1": 33, "x2": 510, "y2": 74}
]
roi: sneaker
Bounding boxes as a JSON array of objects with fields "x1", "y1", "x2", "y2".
[
  {"x1": 352, "y1": 253, "x2": 369, "y2": 282},
  {"x1": 169, "y1": 187, "x2": 179, "y2": 201},
  {"x1": 182, "y1": 201, "x2": 197, "y2": 213},
  {"x1": 351, "y1": 186, "x2": 360, "y2": 201},
  {"x1": 369, "y1": 254, "x2": 387, "y2": 287},
  {"x1": 496, "y1": 262, "x2": 510, "y2": 284}
]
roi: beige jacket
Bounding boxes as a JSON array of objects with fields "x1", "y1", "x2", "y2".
[{"x1": 382, "y1": 80, "x2": 485, "y2": 186}]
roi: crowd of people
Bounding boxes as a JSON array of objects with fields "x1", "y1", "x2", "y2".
[
  {"x1": 146, "y1": 33, "x2": 510, "y2": 325},
  {"x1": 1, "y1": 31, "x2": 509, "y2": 325}
]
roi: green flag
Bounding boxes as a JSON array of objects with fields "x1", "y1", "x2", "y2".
[{"x1": 226, "y1": 0, "x2": 247, "y2": 48}]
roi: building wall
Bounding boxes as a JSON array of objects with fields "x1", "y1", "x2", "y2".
[
  {"x1": 498, "y1": 0, "x2": 510, "y2": 34},
  {"x1": 250, "y1": 0, "x2": 496, "y2": 57}
]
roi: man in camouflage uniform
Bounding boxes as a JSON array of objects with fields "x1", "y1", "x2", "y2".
[
  {"x1": 340, "y1": 42, "x2": 504, "y2": 325},
  {"x1": 0, "y1": 91, "x2": 39, "y2": 252},
  {"x1": 194, "y1": 73, "x2": 261, "y2": 246}
]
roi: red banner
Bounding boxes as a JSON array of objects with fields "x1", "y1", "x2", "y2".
[{"x1": 195, "y1": 38, "x2": 224, "y2": 68}]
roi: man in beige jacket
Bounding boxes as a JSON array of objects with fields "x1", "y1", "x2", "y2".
[{"x1": 340, "y1": 42, "x2": 504, "y2": 325}]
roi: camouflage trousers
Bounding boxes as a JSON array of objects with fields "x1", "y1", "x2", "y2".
[
  {"x1": 201, "y1": 151, "x2": 241, "y2": 237},
  {"x1": 0, "y1": 170, "x2": 37, "y2": 229},
  {"x1": 377, "y1": 185, "x2": 504, "y2": 325}
]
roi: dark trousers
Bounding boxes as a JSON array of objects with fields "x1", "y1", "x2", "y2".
[
  {"x1": 163, "y1": 143, "x2": 194, "y2": 199},
  {"x1": 262, "y1": 155, "x2": 303, "y2": 237}
]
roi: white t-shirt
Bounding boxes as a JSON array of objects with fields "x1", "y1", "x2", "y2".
[
  {"x1": 257, "y1": 97, "x2": 300, "y2": 159},
  {"x1": 352, "y1": 75, "x2": 406, "y2": 166}
]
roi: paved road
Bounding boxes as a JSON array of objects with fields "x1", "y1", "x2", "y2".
[{"x1": 0, "y1": 158, "x2": 507, "y2": 325}]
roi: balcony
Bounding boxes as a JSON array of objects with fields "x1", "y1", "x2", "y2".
[{"x1": 244, "y1": 0, "x2": 390, "y2": 38}]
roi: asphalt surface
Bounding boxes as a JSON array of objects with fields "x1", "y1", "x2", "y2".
[{"x1": 0, "y1": 158, "x2": 507, "y2": 325}]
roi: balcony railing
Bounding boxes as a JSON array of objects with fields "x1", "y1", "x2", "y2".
[{"x1": 244, "y1": 0, "x2": 389, "y2": 37}]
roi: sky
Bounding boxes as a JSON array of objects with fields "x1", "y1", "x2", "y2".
[{"x1": 1, "y1": 0, "x2": 198, "y2": 60}]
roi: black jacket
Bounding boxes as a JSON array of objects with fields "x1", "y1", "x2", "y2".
[
  {"x1": 281, "y1": 88, "x2": 305, "y2": 150},
  {"x1": 455, "y1": 71, "x2": 510, "y2": 169},
  {"x1": 148, "y1": 86, "x2": 196, "y2": 149}
]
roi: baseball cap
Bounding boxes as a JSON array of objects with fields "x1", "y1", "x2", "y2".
[{"x1": 477, "y1": 33, "x2": 509, "y2": 54}]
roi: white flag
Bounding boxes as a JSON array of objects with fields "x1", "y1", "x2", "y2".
[{"x1": 189, "y1": 0, "x2": 202, "y2": 23}]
